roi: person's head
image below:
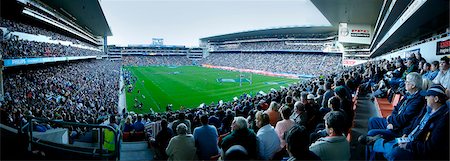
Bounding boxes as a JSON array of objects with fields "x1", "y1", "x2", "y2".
[
  {"x1": 405, "y1": 72, "x2": 422, "y2": 93},
  {"x1": 231, "y1": 116, "x2": 248, "y2": 131},
  {"x1": 269, "y1": 101, "x2": 279, "y2": 111},
  {"x1": 415, "y1": 52, "x2": 422, "y2": 60},
  {"x1": 423, "y1": 63, "x2": 431, "y2": 72},
  {"x1": 395, "y1": 59, "x2": 403, "y2": 68},
  {"x1": 224, "y1": 145, "x2": 249, "y2": 160},
  {"x1": 300, "y1": 92, "x2": 308, "y2": 104},
  {"x1": 324, "y1": 82, "x2": 332, "y2": 90},
  {"x1": 178, "y1": 112, "x2": 186, "y2": 120},
  {"x1": 423, "y1": 84, "x2": 448, "y2": 108},
  {"x1": 328, "y1": 96, "x2": 341, "y2": 110},
  {"x1": 294, "y1": 101, "x2": 305, "y2": 114},
  {"x1": 334, "y1": 86, "x2": 349, "y2": 100},
  {"x1": 109, "y1": 115, "x2": 116, "y2": 124},
  {"x1": 285, "y1": 96, "x2": 293, "y2": 104},
  {"x1": 306, "y1": 94, "x2": 315, "y2": 104},
  {"x1": 126, "y1": 116, "x2": 132, "y2": 124},
  {"x1": 160, "y1": 119, "x2": 168, "y2": 129},
  {"x1": 280, "y1": 105, "x2": 292, "y2": 120},
  {"x1": 324, "y1": 111, "x2": 346, "y2": 136},
  {"x1": 200, "y1": 114, "x2": 209, "y2": 125},
  {"x1": 137, "y1": 114, "x2": 142, "y2": 122},
  {"x1": 255, "y1": 111, "x2": 270, "y2": 128},
  {"x1": 285, "y1": 125, "x2": 310, "y2": 158},
  {"x1": 406, "y1": 58, "x2": 415, "y2": 67},
  {"x1": 317, "y1": 88, "x2": 325, "y2": 96},
  {"x1": 439, "y1": 56, "x2": 449, "y2": 71},
  {"x1": 176, "y1": 123, "x2": 188, "y2": 135},
  {"x1": 431, "y1": 61, "x2": 439, "y2": 71}
]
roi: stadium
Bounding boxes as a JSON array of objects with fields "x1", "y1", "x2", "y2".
[{"x1": 1, "y1": 0, "x2": 449, "y2": 160}]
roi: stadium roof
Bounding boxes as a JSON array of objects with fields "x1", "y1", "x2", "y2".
[
  {"x1": 310, "y1": 0, "x2": 383, "y2": 27},
  {"x1": 39, "y1": 0, "x2": 112, "y2": 36},
  {"x1": 200, "y1": 26, "x2": 336, "y2": 42},
  {"x1": 369, "y1": 0, "x2": 449, "y2": 57}
]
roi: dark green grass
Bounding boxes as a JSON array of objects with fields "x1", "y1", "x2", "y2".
[{"x1": 125, "y1": 66, "x2": 299, "y2": 113}]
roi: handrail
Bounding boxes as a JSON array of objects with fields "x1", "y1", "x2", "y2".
[{"x1": 24, "y1": 116, "x2": 120, "y2": 160}]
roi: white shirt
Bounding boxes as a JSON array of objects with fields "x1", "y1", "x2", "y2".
[
  {"x1": 257, "y1": 124, "x2": 281, "y2": 160},
  {"x1": 432, "y1": 69, "x2": 450, "y2": 89}
]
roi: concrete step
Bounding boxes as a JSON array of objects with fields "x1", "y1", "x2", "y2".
[
  {"x1": 120, "y1": 141, "x2": 153, "y2": 161},
  {"x1": 121, "y1": 141, "x2": 148, "y2": 152}
]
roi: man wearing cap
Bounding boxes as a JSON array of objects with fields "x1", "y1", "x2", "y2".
[
  {"x1": 369, "y1": 84, "x2": 449, "y2": 160},
  {"x1": 364, "y1": 72, "x2": 425, "y2": 141}
]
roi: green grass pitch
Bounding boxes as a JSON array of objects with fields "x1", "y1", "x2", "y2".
[{"x1": 124, "y1": 66, "x2": 299, "y2": 113}]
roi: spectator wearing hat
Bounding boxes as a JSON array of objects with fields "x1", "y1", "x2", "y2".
[
  {"x1": 166, "y1": 123, "x2": 197, "y2": 160},
  {"x1": 432, "y1": 56, "x2": 450, "y2": 90},
  {"x1": 364, "y1": 72, "x2": 425, "y2": 141},
  {"x1": 368, "y1": 84, "x2": 449, "y2": 160}
]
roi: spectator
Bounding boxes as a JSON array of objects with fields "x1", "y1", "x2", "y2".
[
  {"x1": 285, "y1": 125, "x2": 320, "y2": 161},
  {"x1": 309, "y1": 111, "x2": 350, "y2": 161},
  {"x1": 255, "y1": 111, "x2": 281, "y2": 160},
  {"x1": 220, "y1": 116, "x2": 259, "y2": 159},
  {"x1": 275, "y1": 105, "x2": 295, "y2": 149},
  {"x1": 223, "y1": 145, "x2": 249, "y2": 161},
  {"x1": 155, "y1": 119, "x2": 173, "y2": 160},
  {"x1": 265, "y1": 101, "x2": 281, "y2": 127},
  {"x1": 123, "y1": 116, "x2": 134, "y2": 132},
  {"x1": 171, "y1": 112, "x2": 192, "y2": 135},
  {"x1": 432, "y1": 56, "x2": 450, "y2": 89},
  {"x1": 365, "y1": 72, "x2": 425, "y2": 140},
  {"x1": 193, "y1": 115, "x2": 219, "y2": 160},
  {"x1": 166, "y1": 123, "x2": 197, "y2": 160},
  {"x1": 368, "y1": 84, "x2": 448, "y2": 160},
  {"x1": 133, "y1": 115, "x2": 145, "y2": 132}
]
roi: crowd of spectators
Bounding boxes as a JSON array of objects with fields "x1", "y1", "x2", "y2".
[
  {"x1": 0, "y1": 60, "x2": 121, "y2": 138},
  {"x1": 122, "y1": 56, "x2": 192, "y2": 66},
  {"x1": 137, "y1": 52, "x2": 449, "y2": 160},
  {"x1": 213, "y1": 41, "x2": 326, "y2": 51},
  {"x1": 201, "y1": 53, "x2": 342, "y2": 76},
  {"x1": 1, "y1": 38, "x2": 103, "y2": 58},
  {"x1": 0, "y1": 19, "x2": 96, "y2": 48},
  {"x1": 0, "y1": 22, "x2": 448, "y2": 160}
]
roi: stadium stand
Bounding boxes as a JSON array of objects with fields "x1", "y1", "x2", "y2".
[
  {"x1": 1, "y1": 0, "x2": 449, "y2": 160},
  {"x1": 122, "y1": 55, "x2": 192, "y2": 66},
  {"x1": 200, "y1": 52, "x2": 342, "y2": 76}
]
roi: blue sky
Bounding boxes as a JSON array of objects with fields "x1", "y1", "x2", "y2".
[{"x1": 100, "y1": 0, "x2": 330, "y2": 47}]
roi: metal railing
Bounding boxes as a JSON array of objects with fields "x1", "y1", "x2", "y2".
[{"x1": 23, "y1": 116, "x2": 121, "y2": 160}]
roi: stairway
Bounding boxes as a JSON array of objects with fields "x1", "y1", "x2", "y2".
[{"x1": 120, "y1": 141, "x2": 154, "y2": 161}]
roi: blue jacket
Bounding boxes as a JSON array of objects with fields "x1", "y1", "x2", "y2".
[
  {"x1": 387, "y1": 91, "x2": 425, "y2": 134},
  {"x1": 404, "y1": 104, "x2": 448, "y2": 160}
]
